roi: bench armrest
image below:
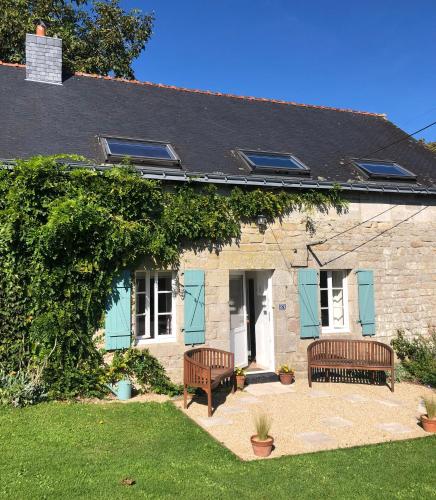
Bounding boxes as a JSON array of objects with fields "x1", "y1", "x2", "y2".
[{"x1": 184, "y1": 359, "x2": 211, "y2": 386}]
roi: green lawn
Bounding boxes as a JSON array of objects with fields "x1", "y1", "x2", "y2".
[{"x1": 0, "y1": 402, "x2": 435, "y2": 499}]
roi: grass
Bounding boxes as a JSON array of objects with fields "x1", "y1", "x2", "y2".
[{"x1": 0, "y1": 402, "x2": 435, "y2": 499}]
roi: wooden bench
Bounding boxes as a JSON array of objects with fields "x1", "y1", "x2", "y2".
[
  {"x1": 184, "y1": 348, "x2": 235, "y2": 417},
  {"x1": 307, "y1": 339, "x2": 395, "y2": 392}
]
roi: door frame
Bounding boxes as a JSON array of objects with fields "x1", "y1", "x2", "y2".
[
  {"x1": 229, "y1": 270, "x2": 275, "y2": 372},
  {"x1": 229, "y1": 271, "x2": 248, "y2": 368}
]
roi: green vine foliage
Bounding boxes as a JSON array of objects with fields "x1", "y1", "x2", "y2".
[{"x1": 0, "y1": 156, "x2": 346, "y2": 398}]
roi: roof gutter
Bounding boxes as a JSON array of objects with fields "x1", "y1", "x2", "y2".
[
  {"x1": 1, "y1": 159, "x2": 435, "y2": 196},
  {"x1": 136, "y1": 168, "x2": 436, "y2": 196}
]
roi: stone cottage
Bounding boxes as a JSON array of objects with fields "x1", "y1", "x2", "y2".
[{"x1": 1, "y1": 26, "x2": 435, "y2": 382}]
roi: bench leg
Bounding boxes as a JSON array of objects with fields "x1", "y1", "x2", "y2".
[
  {"x1": 326, "y1": 368, "x2": 330, "y2": 382},
  {"x1": 183, "y1": 384, "x2": 188, "y2": 409},
  {"x1": 207, "y1": 388, "x2": 213, "y2": 417},
  {"x1": 231, "y1": 374, "x2": 235, "y2": 394},
  {"x1": 308, "y1": 365, "x2": 312, "y2": 388}
]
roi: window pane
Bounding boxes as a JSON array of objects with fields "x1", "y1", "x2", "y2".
[
  {"x1": 245, "y1": 152, "x2": 305, "y2": 170},
  {"x1": 320, "y1": 289, "x2": 328, "y2": 308},
  {"x1": 332, "y1": 288, "x2": 343, "y2": 306},
  {"x1": 158, "y1": 274, "x2": 172, "y2": 292},
  {"x1": 107, "y1": 139, "x2": 173, "y2": 160},
  {"x1": 333, "y1": 307, "x2": 344, "y2": 327},
  {"x1": 136, "y1": 276, "x2": 146, "y2": 293},
  {"x1": 332, "y1": 271, "x2": 343, "y2": 288},
  {"x1": 157, "y1": 315, "x2": 172, "y2": 336},
  {"x1": 321, "y1": 309, "x2": 329, "y2": 327},
  {"x1": 332, "y1": 287, "x2": 344, "y2": 328},
  {"x1": 357, "y1": 161, "x2": 414, "y2": 178},
  {"x1": 229, "y1": 276, "x2": 244, "y2": 331},
  {"x1": 137, "y1": 316, "x2": 145, "y2": 337},
  {"x1": 158, "y1": 293, "x2": 172, "y2": 314},
  {"x1": 320, "y1": 271, "x2": 327, "y2": 289},
  {"x1": 136, "y1": 294, "x2": 146, "y2": 315}
]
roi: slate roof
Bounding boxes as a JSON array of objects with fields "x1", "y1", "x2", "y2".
[{"x1": 1, "y1": 63, "x2": 435, "y2": 192}]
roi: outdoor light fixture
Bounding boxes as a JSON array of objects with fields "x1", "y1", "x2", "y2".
[{"x1": 257, "y1": 214, "x2": 267, "y2": 229}]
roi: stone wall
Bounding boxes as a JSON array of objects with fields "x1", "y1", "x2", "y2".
[{"x1": 136, "y1": 193, "x2": 436, "y2": 382}]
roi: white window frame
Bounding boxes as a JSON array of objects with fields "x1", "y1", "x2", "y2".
[
  {"x1": 320, "y1": 270, "x2": 349, "y2": 334},
  {"x1": 135, "y1": 270, "x2": 177, "y2": 345}
]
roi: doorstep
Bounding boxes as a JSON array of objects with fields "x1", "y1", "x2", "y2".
[{"x1": 245, "y1": 371, "x2": 278, "y2": 385}]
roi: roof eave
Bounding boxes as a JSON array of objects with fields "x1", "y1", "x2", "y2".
[
  {"x1": 135, "y1": 167, "x2": 436, "y2": 196},
  {"x1": 1, "y1": 160, "x2": 435, "y2": 196}
]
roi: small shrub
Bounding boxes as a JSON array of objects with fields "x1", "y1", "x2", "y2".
[
  {"x1": 104, "y1": 351, "x2": 129, "y2": 384},
  {"x1": 391, "y1": 328, "x2": 436, "y2": 387},
  {"x1": 254, "y1": 413, "x2": 272, "y2": 440},
  {"x1": 423, "y1": 396, "x2": 436, "y2": 419},
  {"x1": 104, "y1": 348, "x2": 181, "y2": 396},
  {"x1": 43, "y1": 364, "x2": 107, "y2": 400},
  {"x1": 394, "y1": 363, "x2": 414, "y2": 383},
  {"x1": 0, "y1": 368, "x2": 47, "y2": 407},
  {"x1": 234, "y1": 367, "x2": 246, "y2": 376}
]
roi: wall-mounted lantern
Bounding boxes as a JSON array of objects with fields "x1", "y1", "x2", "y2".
[{"x1": 256, "y1": 214, "x2": 267, "y2": 230}]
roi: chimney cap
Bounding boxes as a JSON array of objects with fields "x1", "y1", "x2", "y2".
[{"x1": 34, "y1": 20, "x2": 47, "y2": 36}]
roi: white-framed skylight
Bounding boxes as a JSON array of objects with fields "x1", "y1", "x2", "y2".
[
  {"x1": 238, "y1": 149, "x2": 310, "y2": 175},
  {"x1": 354, "y1": 159, "x2": 416, "y2": 180},
  {"x1": 101, "y1": 136, "x2": 181, "y2": 167}
]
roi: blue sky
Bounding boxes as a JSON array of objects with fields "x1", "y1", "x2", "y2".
[{"x1": 124, "y1": 0, "x2": 436, "y2": 141}]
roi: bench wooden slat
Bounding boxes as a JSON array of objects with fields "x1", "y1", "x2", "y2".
[{"x1": 307, "y1": 339, "x2": 394, "y2": 392}]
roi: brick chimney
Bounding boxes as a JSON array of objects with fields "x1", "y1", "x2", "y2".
[{"x1": 26, "y1": 21, "x2": 62, "y2": 85}]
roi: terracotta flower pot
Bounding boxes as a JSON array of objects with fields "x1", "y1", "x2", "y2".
[
  {"x1": 421, "y1": 415, "x2": 436, "y2": 433},
  {"x1": 279, "y1": 372, "x2": 294, "y2": 385},
  {"x1": 236, "y1": 375, "x2": 246, "y2": 390},
  {"x1": 251, "y1": 435, "x2": 274, "y2": 457}
]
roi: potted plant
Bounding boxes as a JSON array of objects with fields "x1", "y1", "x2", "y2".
[
  {"x1": 105, "y1": 353, "x2": 132, "y2": 401},
  {"x1": 421, "y1": 396, "x2": 436, "y2": 433},
  {"x1": 234, "y1": 367, "x2": 246, "y2": 390},
  {"x1": 278, "y1": 364, "x2": 294, "y2": 385},
  {"x1": 251, "y1": 413, "x2": 274, "y2": 457}
]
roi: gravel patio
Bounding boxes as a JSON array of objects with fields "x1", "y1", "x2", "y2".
[{"x1": 175, "y1": 380, "x2": 435, "y2": 460}]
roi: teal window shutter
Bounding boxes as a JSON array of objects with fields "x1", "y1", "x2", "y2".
[
  {"x1": 184, "y1": 270, "x2": 205, "y2": 345},
  {"x1": 105, "y1": 270, "x2": 132, "y2": 350},
  {"x1": 356, "y1": 269, "x2": 375, "y2": 336},
  {"x1": 298, "y1": 268, "x2": 320, "y2": 339}
]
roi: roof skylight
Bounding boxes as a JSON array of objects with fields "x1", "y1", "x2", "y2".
[
  {"x1": 101, "y1": 137, "x2": 180, "y2": 167},
  {"x1": 355, "y1": 160, "x2": 416, "y2": 180},
  {"x1": 238, "y1": 150, "x2": 310, "y2": 175}
]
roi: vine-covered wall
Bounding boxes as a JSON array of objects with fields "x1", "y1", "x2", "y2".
[{"x1": 0, "y1": 156, "x2": 345, "y2": 397}]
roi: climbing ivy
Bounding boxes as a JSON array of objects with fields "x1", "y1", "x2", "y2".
[{"x1": 0, "y1": 156, "x2": 346, "y2": 398}]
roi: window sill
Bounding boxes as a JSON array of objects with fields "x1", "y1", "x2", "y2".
[
  {"x1": 321, "y1": 329, "x2": 350, "y2": 335},
  {"x1": 136, "y1": 336, "x2": 177, "y2": 346}
]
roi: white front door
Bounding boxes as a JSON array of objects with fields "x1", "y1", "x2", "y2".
[
  {"x1": 229, "y1": 273, "x2": 248, "y2": 368},
  {"x1": 255, "y1": 271, "x2": 273, "y2": 370}
]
